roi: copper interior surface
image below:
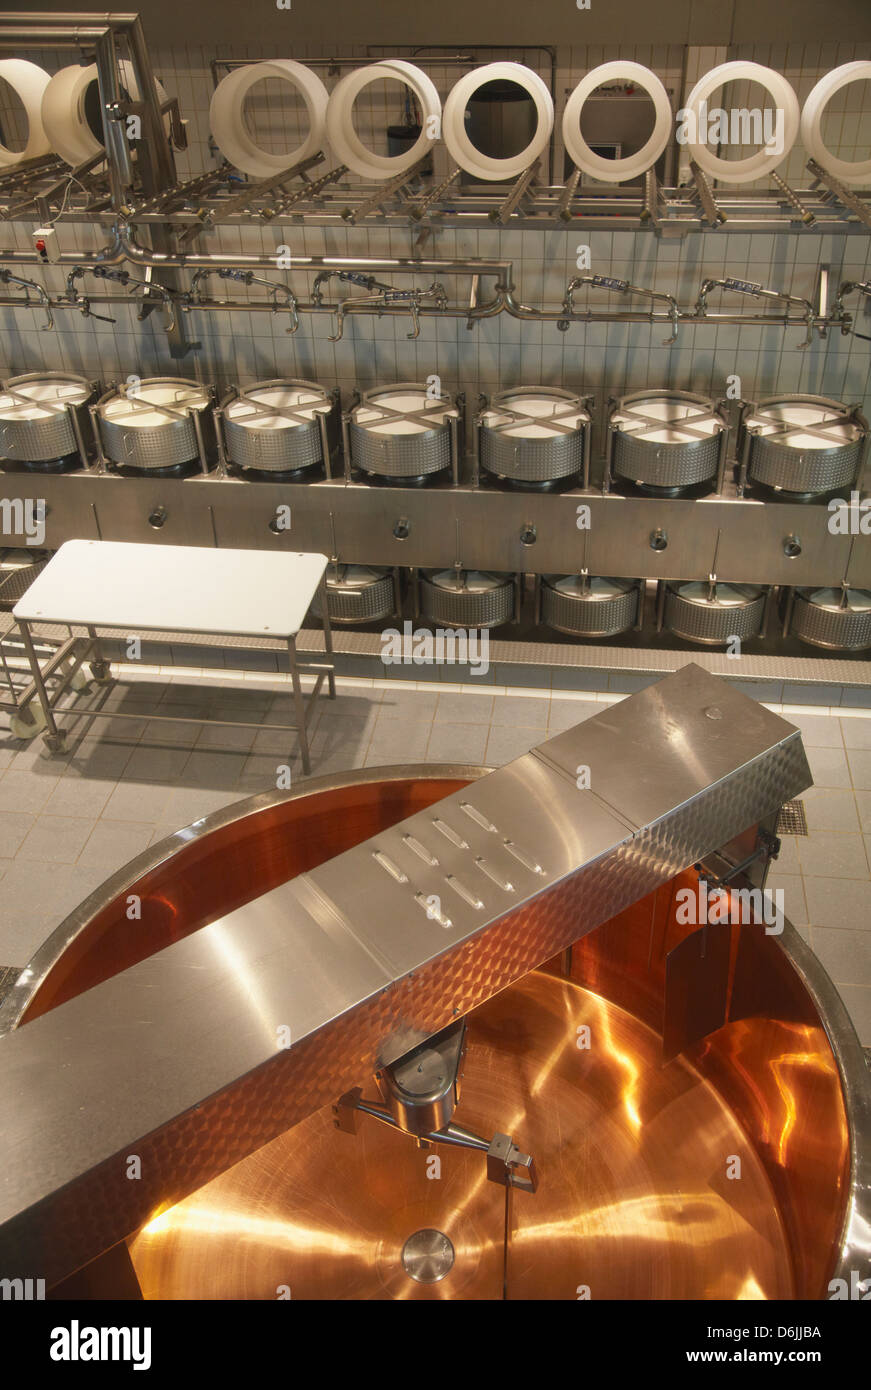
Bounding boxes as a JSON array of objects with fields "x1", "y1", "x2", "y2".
[{"x1": 17, "y1": 773, "x2": 850, "y2": 1300}]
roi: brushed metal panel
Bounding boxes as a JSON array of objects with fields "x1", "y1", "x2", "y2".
[
  {"x1": 0, "y1": 474, "x2": 866, "y2": 588},
  {"x1": 792, "y1": 589, "x2": 871, "y2": 652},
  {"x1": 541, "y1": 576, "x2": 638, "y2": 636},
  {"x1": 664, "y1": 583, "x2": 766, "y2": 645},
  {"x1": 539, "y1": 663, "x2": 808, "y2": 829}
]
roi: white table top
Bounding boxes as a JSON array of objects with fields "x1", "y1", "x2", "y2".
[{"x1": 14, "y1": 540, "x2": 329, "y2": 640}]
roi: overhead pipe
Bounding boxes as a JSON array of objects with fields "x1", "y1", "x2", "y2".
[
  {"x1": 0, "y1": 228, "x2": 126, "y2": 268},
  {"x1": 0, "y1": 11, "x2": 140, "y2": 21},
  {"x1": 115, "y1": 225, "x2": 515, "y2": 287},
  {"x1": 0, "y1": 291, "x2": 842, "y2": 337},
  {"x1": 0, "y1": 229, "x2": 847, "y2": 336},
  {"x1": 0, "y1": 270, "x2": 53, "y2": 330}
]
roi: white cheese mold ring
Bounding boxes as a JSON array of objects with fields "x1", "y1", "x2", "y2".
[
  {"x1": 210, "y1": 60, "x2": 329, "y2": 179},
  {"x1": 800, "y1": 61, "x2": 871, "y2": 186},
  {"x1": 325, "y1": 59, "x2": 441, "y2": 181},
  {"x1": 0, "y1": 59, "x2": 52, "y2": 168},
  {"x1": 562, "y1": 61, "x2": 672, "y2": 183},
  {"x1": 683, "y1": 60, "x2": 799, "y2": 184},
  {"x1": 442, "y1": 61, "x2": 553, "y2": 181},
  {"x1": 42, "y1": 60, "x2": 168, "y2": 167}
]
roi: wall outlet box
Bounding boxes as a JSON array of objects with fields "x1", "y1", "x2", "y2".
[{"x1": 33, "y1": 227, "x2": 60, "y2": 263}]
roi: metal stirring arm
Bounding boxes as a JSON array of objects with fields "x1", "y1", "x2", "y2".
[
  {"x1": 562, "y1": 273, "x2": 680, "y2": 344},
  {"x1": 696, "y1": 275, "x2": 816, "y2": 348},
  {"x1": 334, "y1": 1093, "x2": 538, "y2": 1193},
  {"x1": 0, "y1": 268, "x2": 53, "y2": 330},
  {"x1": 333, "y1": 1019, "x2": 538, "y2": 1194}
]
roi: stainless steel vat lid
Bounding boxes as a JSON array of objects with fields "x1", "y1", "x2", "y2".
[
  {"x1": 0, "y1": 666, "x2": 811, "y2": 1288},
  {"x1": 481, "y1": 388, "x2": 588, "y2": 439},
  {"x1": 744, "y1": 398, "x2": 864, "y2": 450},
  {"x1": 544, "y1": 574, "x2": 635, "y2": 602},
  {"x1": 354, "y1": 386, "x2": 459, "y2": 434},
  {"x1": 799, "y1": 586, "x2": 871, "y2": 614},
  {"x1": 611, "y1": 393, "x2": 722, "y2": 444},
  {"x1": 425, "y1": 568, "x2": 510, "y2": 593},
  {"x1": 0, "y1": 375, "x2": 90, "y2": 420},
  {"x1": 671, "y1": 580, "x2": 764, "y2": 609},
  {"x1": 100, "y1": 378, "x2": 210, "y2": 428},
  {"x1": 225, "y1": 382, "x2": 332, "y2": 431},
  {"x1": 327, "y1": 563, "x2": 391, "y2": 588}
]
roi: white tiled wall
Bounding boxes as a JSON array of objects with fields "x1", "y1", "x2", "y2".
[{"x1": 1, "y1": 42, "x2": 870, "y2": 426}]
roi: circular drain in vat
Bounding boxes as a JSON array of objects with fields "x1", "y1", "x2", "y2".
[{"x1": 402, "y1": 1228, "x2": 455, "y2": 1283}]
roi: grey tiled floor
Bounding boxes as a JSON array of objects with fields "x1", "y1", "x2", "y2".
[{"x1": 0, "y1": 673, "x2": 869, "y2": 1044}]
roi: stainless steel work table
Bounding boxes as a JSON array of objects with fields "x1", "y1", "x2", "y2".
[{"x1": 12, "y1": 539, "x2": 335, "y2": 774}]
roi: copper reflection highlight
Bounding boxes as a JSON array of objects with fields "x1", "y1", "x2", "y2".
[
  {"x1": 19, "y1": 771, "x2": 851, "y2": 1300},
  {"x1": 572, "y1": 878, "x2": 850, "y2": 1298},
  {"x1": 128, "y1": 971, "x2": 792, "y2": 1301}
]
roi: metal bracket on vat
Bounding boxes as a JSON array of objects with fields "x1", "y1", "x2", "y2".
[
  {"x1": 662, "y1": 824, "x2": 784, "y2": 1061},
  {"x1": 332, "y1": 1019, "x2": 538, "y2": 1194}
]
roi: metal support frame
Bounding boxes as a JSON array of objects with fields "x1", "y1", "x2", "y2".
[
  {"x1": 201, "y1": 152, "x2": 325, "y2": 226},
  {"x1": 558, "y1": 166, "x2": 581, "y2": 223},
  {"x1": 770, "y1": 170, "x2": 815, "y2": 227},
  {"x1": 0, "y1": 610, "x2": 83, "y2": 738},
  {"x1": 410, "y1": 166, "x2": 461, "y2": 222},
  {"x1": 491, "y1": 160, "x2": 540, "y2": 225},
  {"x1": 807, "y1": 158, "x2": 871, "y2": 234},
  {"x1": 13, "y1": 586, "x2": 336, "y2": 772},
  {"x1": 641, "y1": 168, "x2": 661, "y2": 228},
  {"x1": 0, "y1": 465, "x2": 868, "y2": 593},
  {"x1": 342, "y1": 154, "x2": 432, "y2": 225},
  {"x1": 689, "y1": 160, "x2": 727, "y2": 227}
]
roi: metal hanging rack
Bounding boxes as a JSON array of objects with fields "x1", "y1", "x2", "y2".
[{"x1": 0, "y1": 19, "x2": 868, "y2": 238}]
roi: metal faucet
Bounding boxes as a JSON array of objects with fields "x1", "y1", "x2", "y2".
[
  {"x1": 696, "y1": 275, "x2": 816, "y2": 348},
  {"x1": 0, "y1": 269, "x2": 53, "y2": 330},
  {"x1": 562, "y1": 273, "x2": 680, "y2": 344},
  {"x1": 189, "y1": 266, "x2": 298, "y2": 333}
]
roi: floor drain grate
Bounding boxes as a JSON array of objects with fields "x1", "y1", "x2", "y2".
[{"x1": 777, "y1": 800, "x2": 808, "y2": 837}]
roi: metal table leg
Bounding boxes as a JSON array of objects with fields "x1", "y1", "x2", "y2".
[
  {"x1": 319, "y1": 574, "x2": 336, "y2": 700},
  {"x1": 87, "y1": 624, "x2": 111, "y2": 683},
  {"x1": 17, "y1": 619, "x2": 65, "y2": 752},
  {"x1": 287, "y1": 636, "x2": 311, "y2": 776}
]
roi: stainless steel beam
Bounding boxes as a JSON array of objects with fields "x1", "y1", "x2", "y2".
[
  {"x1": 0, "y1": 471, "x2": 866, "y2": 589},
  {"x1": 0, "y1": 665, "x2": 811, "y2": 1286}
]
